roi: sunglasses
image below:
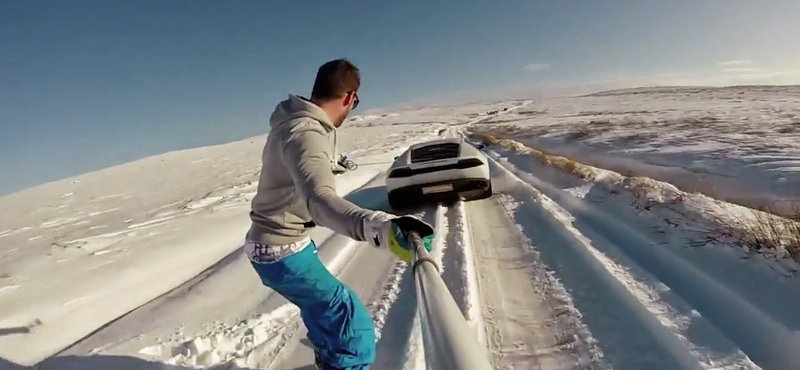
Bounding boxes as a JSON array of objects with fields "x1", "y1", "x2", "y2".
[{"x1": 352, "y1": 92, "x2": 360, "y2": 110}]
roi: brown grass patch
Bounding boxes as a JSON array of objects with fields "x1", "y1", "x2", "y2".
[
  {"x1": 469, "y1": 130, "x2": 600, "y2": 180},
  {"x1": 733, "y1": 207, "x2": 800, "y2": 260},
  {"x1": 470, "y1": 131, "x2": 501, "y2": 145},
  {"x1": 471, "y1": 129, "x2": 800, "y2": 261}
]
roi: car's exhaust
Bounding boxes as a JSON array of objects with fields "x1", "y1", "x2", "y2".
[{"x1": 409, "y1": 231, "x2": 494, "y2": 370}]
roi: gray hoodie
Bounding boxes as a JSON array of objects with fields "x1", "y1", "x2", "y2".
[{"x1": 246, "y1": 94, "x2": 389, "y2": 247}]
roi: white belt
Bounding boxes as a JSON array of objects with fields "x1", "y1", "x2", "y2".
[{"x1": 244, "y1": 236, "x2": 312, "y2": 264}]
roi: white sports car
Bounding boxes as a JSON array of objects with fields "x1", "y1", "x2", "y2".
[{"x1": 386, "y1": 137, "x2": 492, "y2": 210}]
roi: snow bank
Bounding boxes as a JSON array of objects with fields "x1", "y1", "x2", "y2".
[
  {"x1": 128, "y1": 232, "x2": 371, "y2": 369},
  {"x1": 0, "y1": 205, "x2": 252, "y2": 365},
  {"x1": 139, "y1": 303, "x2": 299, "y2": 368},
  {"x1": 474, "y1": 132, "x2": 800, "y2": 263},
  {"x1": 488, "y1": 151, "x2": 799, "y2": 369}
]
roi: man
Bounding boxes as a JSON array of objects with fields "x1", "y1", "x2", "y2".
[{"x1": 244, "y1": 59, "x2": 434, "y2": 370}]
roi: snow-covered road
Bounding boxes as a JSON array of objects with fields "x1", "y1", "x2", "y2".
[
  {"x1": 3, "y1": 96, "x2": 800, "y2": 370},
  {"x1": 465, "y1": 197, "x2": 604, "y2": 369}
]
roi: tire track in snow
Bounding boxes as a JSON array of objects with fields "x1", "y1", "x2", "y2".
[
  {"x1": 371, "y1": 269, "x2": 419, "y2": 370},
  {"x1": 440, "y1": 201, "x2": 486, "y2": 344},
  {"x1": 487, "y1": 153, "x2": 707, "y2": 370},
  {"x1": 486, "y1": 152, "x2": 794, "y2": 369},
  {"x1": 373, "y1": 204, "x2": 447, "y2": 370},
  {"x1": 407, "y1": 204, "x2": 449, "y2": 370},
  {"x1": 369, "y1": 261, "x2": 408, "y2": 342},
  {"x1": 465, "y1": 196, "x2": 608, "y2": 370}
]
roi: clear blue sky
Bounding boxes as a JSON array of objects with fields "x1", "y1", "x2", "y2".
[{"x1": 1, "y1": 0, "x2": 798, "y2": 195}]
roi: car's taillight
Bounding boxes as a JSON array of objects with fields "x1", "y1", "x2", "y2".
[
  {"x1": 456, "y1": 158, "x2": 484, "y2": 169},
  {"x1": 388, "y1": 168, "x2": 413, "y2": 178}
]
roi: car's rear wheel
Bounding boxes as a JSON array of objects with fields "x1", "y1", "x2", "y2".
[
  {"x1": 388, "y1": 191, "x2": 415, "y2": 212},
  {"x1": 482, "y1": 182, "x2": 493, "y2": 199},
  {"x1": 440, "y1": 194, "x2": 460, "y2": 207},
  {"x1": 466, "y1": 182, "x2": 493, "y2": 201}
]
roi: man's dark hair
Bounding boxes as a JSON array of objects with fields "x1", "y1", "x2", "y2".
[{"x1": 311, "y1": 59, "x2": 360, "y2": 101}]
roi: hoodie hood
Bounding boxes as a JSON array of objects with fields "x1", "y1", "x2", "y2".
[
  {"x1": 268, "y1": 94, "x2": 340, "y2": 169},
  {"x1": 269, "y1": 94, "x2": 336, "y2": 132}
]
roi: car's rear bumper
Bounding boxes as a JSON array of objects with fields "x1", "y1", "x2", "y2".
[
  {"x1": 388, "y1": 177, "x2": 490, "y2": 203},
  {"x1": 386, "y1": 166, "x2": 489, "y2": 191}
]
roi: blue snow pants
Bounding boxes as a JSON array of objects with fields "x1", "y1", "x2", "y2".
[{"x1": 250, "y1": 241, "x2": 375, "y2": 370}]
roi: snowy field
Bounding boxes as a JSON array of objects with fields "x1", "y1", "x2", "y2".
[
  {"x1": 2, "y1": 89, "x2": 800, "y2": 370},
  {"x1": 470, "y1": 86, "x2": 800, "y2": 216}
]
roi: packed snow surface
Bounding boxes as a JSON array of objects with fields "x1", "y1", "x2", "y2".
[{"x1": 2, "y1": 86, "x2": 799, "y2": 370}]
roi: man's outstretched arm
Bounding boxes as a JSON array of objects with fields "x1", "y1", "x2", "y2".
[{"x1": 280, "y1": 122, "x2": 389, "y2": 241}]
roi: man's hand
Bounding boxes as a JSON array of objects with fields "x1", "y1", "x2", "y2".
[
  {"x1": 331, "y1": 163, "x2": 347, "y2": 175},
  {"x1": 388, "y1": 216, "x2": 434, "y2": 262},
  {"x1": 331, "y1": 154, "x2": 357, "y2": 175},
  {"x1": 365, "y1": 215, "x2": 434, "y2": 262}
]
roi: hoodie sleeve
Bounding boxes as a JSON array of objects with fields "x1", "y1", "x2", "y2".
[{"x1": 280, "y1": 121, "x2": 390, "y2": 241}]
